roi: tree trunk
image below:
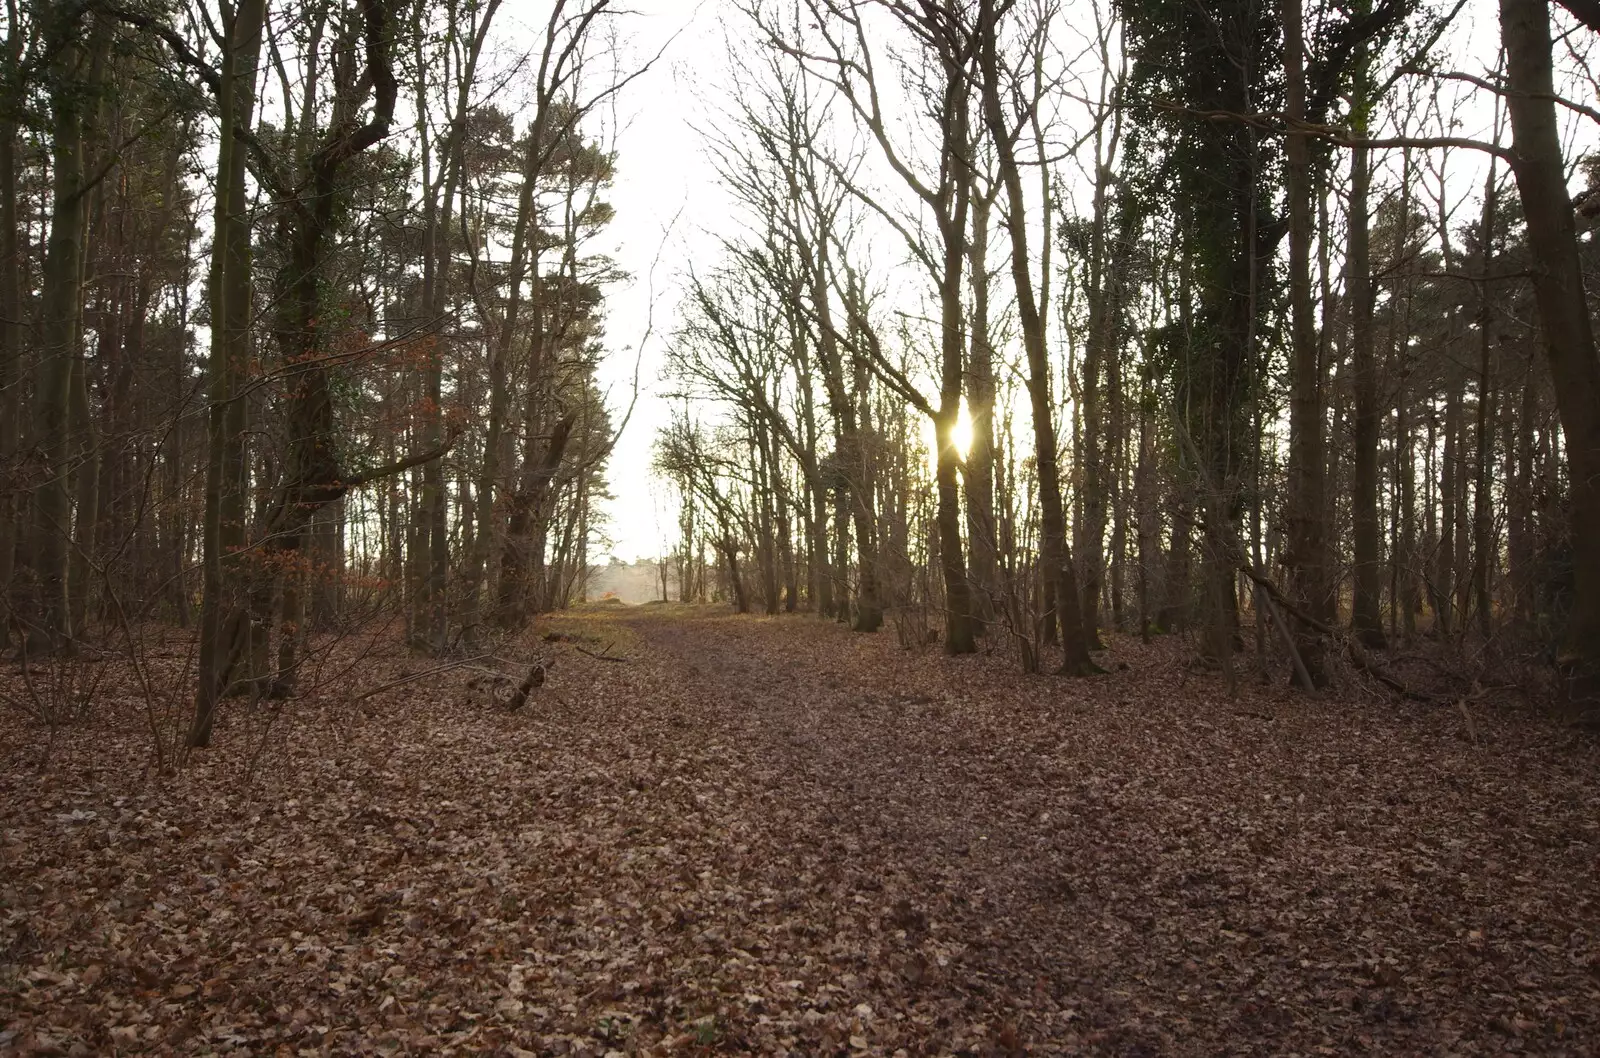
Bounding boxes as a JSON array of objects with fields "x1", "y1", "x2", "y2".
[
  {"x1": 756, "y1": 422, "x2": 780, "y2": 615},
  {"x1": 779, "y1": 484, "x2": 799, "y2": 612},
  {"x1": 965, "y1": 192, "x2": 998, "y2": 625},
  {"x1": 1499, "y1": 0, "x2": 1600, "y2": 695},
  {"x1": 1451, "y1": 385, "x2": 1472, "y2": 628},
  {"x1": 1163, "y1": 489, "x2": 1193, "y2": 633},
  {"x1": 833, "y1": 479, "x2": 851, "y2": 622},
  {"x1": 208, "y1": 0, "x2": 399, "y2": 712},
  {"x1": 1348, "y1": 74, "x2": 1386, "y2": 648},
  {"x1": 1471, "y1": 160, "x2": 1500, "y2": 642},
  {"x1": 68, "y1": 348, "x2": 99, "y2": 636},
  {"x1": 804, "y1": 236, "x2": 878, "y2": 632},
  {"x1": 500, "y1": 410, "x2": 575, "y2": 625},
  {"x1": 1397, "y1": 388, "x2": 1418, "y2": 638},
  {"x1": 0, "y1": 12, "x2": 22, "y2": 649},
  {"x1": 192, "y1": 0, "x2": 268, "y2": 746},
  {"x1": 466, "y1": 127, "x2": 538, "y2": 639},
  {"x1": 26, "y1": 5, "x2": 98, "y2": 654},
  {"x1": 790, "y1": 294, "x2": 831, "y2": 616},
  {"x1": 1436, "y1": 387, "x2": 1461, "y2": 636},
  {"x1": 1283, "y1": 0, "x2": 1331, "y2": 687},
  {"x1": 1508, "y1": 357, "x2": 1536, "y2": 624},
  {"x1": 415, "y1": 0, "x2": 495, "y2": 651},
  {"x1": 1079, "y1": 177, "x2": 1132, "y2": 650},
  {"x1": 1108, "y1": 294, "x2": 1130, "y2": 633},
  {"x1": 1135, "y1": 361, "x2": 1159, "y2": 640},
  {"x1": 977, "y1": 0, "x2": 1092, "y2": 672},
  {"x1": 930, "y1": 106, "x2": 974, "y2": 654}
]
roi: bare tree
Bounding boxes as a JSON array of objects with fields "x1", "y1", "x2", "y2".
[
  {"x1": 976, "y1": 0, "x2": 1096, "y2": 673},
  {"x1": 765, "y1": 0, "x2": 981, "y2": 652}
]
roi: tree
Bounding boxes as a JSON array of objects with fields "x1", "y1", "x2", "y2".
[
  {"x1": 0, "y1": 0, "x2": 27, "y2": 651},
  {"x1": 19, "y1": 2, "x2": 107, "y2": 653},
  {"x1": 188, "y1": 0, "x2": 270, "y2": 744},
  {"x1": 976, "y1": 0, "x2": 1096, "y2": 674},
  {"x1": 1283, "y1": 0, "x2": 1332, "y2": 686},
  {"x1": 1500, "y1": 0, "x2": 1600, "y2": 699},
  {"x1": 774, "y1": 0, "x2": 980, "y2": 653},
  {"x1": 1122, "y1": 0, "x2": 1281, "y2": 674}
]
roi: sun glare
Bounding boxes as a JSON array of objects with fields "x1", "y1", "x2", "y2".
[
  {"x1": 921, "y1": 402, "x2": 975, "y2": 475},
  {"x1": 952, "y1": 406, "x2": 974, "y2": 460}
]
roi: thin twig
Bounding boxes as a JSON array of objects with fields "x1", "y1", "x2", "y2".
[
  {"x1": 351, "y1": 653, "x2": 494, "y2": 702},
  {"x1": 575, "y1": 644, "x2": 629, "y2": 664}
]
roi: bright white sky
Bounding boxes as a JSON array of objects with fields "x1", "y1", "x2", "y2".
[{"x1": 586, "y1": 0, "x2": 727, "y2": 562}]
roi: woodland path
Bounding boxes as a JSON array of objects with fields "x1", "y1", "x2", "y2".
[{"x1": 3, "y1": 607, "x2": 1599, "y2": 1056}]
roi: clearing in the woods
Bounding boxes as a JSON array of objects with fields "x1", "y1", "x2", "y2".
[{"x1": 3, "y1": 608, "x2": 1598, "y2": 1056}]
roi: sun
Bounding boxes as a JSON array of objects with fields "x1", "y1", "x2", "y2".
[
  {"x1": 952, "y1": 404, "x2": 974, "y2": 460},
  {"x1": 921, "y1": 402, "x2": 975, "y2": 474}
]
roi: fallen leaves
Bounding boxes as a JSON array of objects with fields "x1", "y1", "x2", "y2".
[{"x1": 2, "y1": 608, "x2": 1598, "y2": 1055}]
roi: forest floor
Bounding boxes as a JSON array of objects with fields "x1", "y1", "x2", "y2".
[{"x1": 3, "y1": 605, "x2": 1599, "y2": 1057}]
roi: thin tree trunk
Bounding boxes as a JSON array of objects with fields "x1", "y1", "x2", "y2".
[
  {"x1": 1079, "y1": 171, "x2": 1131, "y2": 650},
  {"x1": 1108, "y1": 285, "x2": 1130, "y2": 633},
  {"x1": 1451, "y1": 385, "x2": 1471, "y2": 629},
  {"x1": 721, "y1": 539, "x2": 749, "y2": 614},
  {"x1": 833, "y1": 479, "x2": 850, "y2": 623},
  {"x1": 68, "y1": 349, "x2": 99, "y2": 636},
  {"x1": 1348, "y1": 54, "x2": 1385, "y2": 647},
  {"x1": 978, "y1": 0, "x2": 1092, "y2": 672},
  {"x1": 965, "y1": 192, "x2": 998, "y2": 625},
  {"x1": 1509, "y1": 357, "x2": 1536, "y2": 623},
  {"x1": 1471, "y1": 158, "x2": 1500, "y2": 642},
  {"x1": 0, "y1": 4, "x2": 23, "y2": 648},
  {"x1": 1397, "y1": 388, "x2": 1418, "y2": 637},
  {"x1": 1135, "y1": 360, "x2": 1158, "y2": 641},
  {"x1": 417, "y1": 0, "x2": 497, "y2": 650},
  {"x1": 800, "y1": 224, "x2": 878, "y2": 631},
  {"x1": 1436, "y1": 387, "x2": 1460, "y2": 636}
]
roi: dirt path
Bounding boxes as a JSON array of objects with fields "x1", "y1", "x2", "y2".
[
  {"x1": 3, "y1": 608, "x2": 1598, "y2": 1056},
  {"x1": 628, "y1": 611, "x2": 1600, "y2": 1056}
]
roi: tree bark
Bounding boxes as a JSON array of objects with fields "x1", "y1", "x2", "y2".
[
  {"x1": 1348, "y1": 53, "x2": 1386, "y2": 648},
  {"x1": 1499, "y1": 0, "x2": 1600, "y2": 696},
  {"x1": 68, "y1": 344, "x2": 100, "y2": 636},
  {"x1": 1283, "y1": 0, "x2": 1331, "y2": 686},
  {"x1": 0, "y1": 3, "x2": 22, "y2": 649},
  {"x1": 965, "y1": 192, "x2": 999, "y2": 626},
  {"x1": 26, "y1": 4, "x2": 99, "y2": 653},
  {"x1": 192, "y1": 0, "x2": 268, "y2": 746},
  {"x1": 1471, "y1": 176, "x2": 1498, "y2": 643},
  {"x1": 1436, "y1": 385, "x2": 1461, "y2": 636},
  {"x1": 1079, "y1": 169, "x2": 1132, "y2": 649}
]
